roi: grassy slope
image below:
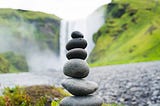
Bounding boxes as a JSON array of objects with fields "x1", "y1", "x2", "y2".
[
  {"x1": 0, "y1": 85, "x2": 70, "y2": 106},
  {"x1": 0, "y1": 52, "x2": 29, "y2": 73},
  {"x1": 0, "y1": 8, "x2": 61, "y2": 53},
  {"x1": 0, "y1": 9, "x2": 61, "y2": 73},
  {"x1": 0, "y1": 8, "x2": 60, "y2": 20},
  {"x1": 88, "y1": 0, "x2": 160, "y2": 67}
]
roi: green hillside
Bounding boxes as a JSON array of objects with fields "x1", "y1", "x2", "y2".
[
  {"x1": 0, "y1": 8, "x2": 61, "y2": 54},
  {"x1": 0, "y1": 8, "x2": 61, "y2": 73},
  {"x1": 88, "y1": 0, "x2": 160, "y2": 66},
  {"x1": 0, "y1": 52, "x2": 28, "y2": 73}
]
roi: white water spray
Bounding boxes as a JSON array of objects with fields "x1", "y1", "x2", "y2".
[{"x1": 59, "y1": 6, "x2": 105, "y2": 64}]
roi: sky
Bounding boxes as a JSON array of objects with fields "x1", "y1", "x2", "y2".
[{"x1": 0, "y1": 0, "x2": 111, "y2": 20}]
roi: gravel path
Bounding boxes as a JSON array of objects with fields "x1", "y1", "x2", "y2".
[
  {"x1": 89, "y1": 61, "x2": 160, "y2": 106},
  {"x1": 0, "y1": 61, "x2": 160, "y2": 106}
]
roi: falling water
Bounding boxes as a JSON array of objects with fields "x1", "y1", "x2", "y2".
[
  {"x1": 59, "y1": 6, "x2": 105, "y2": 64},
  {"x1": 0, "y1": 5, "x2": 107, "y2": 92}
]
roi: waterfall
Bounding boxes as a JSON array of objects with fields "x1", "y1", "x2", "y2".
[
  {"x1": 60, "y1": 19, "x2": 87, "y2": 65},
  {"x1": 59, "y1": 6, "x2": 105, "y2": 64},
  {"x1": 0, "y1": 4, "x2": 108, "y2": 91}
]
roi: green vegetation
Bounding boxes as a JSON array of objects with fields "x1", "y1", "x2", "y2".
[
  {"x1": 88, "y1": 0, "x2": 160, "y2": 66},
  {"x1": 0, "y1": 54, "x2": 10, "y2": 73},
  {"x1": 0, "y1": 52, "x2": 28, "y2": 73},
  {"x1": 0, "y1": 85, "x2": 70, "y2": 106},
  {"x1": 0, "y1": 8, "x2": 61, "y2": 73},
  {"x1": 0, "y1": 85, "x2": 123, "y2": 106},
  {"x1": 102, "y1": 103, "x2": 123, "y2": 106},
  {"x1": 0, "y1": 8, "x2": 61, "y2": 54}
]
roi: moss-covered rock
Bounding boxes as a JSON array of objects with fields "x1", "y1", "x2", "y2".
[
  {"x1": 25, "y1": 85, "x2": 70, "y2": 104},
  {"x1": 0, "y1": 85, "x2": 70, "y2": 106}
]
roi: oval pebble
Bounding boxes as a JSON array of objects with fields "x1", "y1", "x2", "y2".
[
  {"x1": 62, "y1": 78, "x2": 98, "y2": 96},
  {"x1": 63, "y1": 59, "x2": 89, "y2": 78},
  {"x1": 66, "y1": 48, "x2": 87, "y2": 60},
  {"x1": 71, "y1": 31, "x2": 84, "y2": 38},
  {"x1": 66, "y1": 38, "x2": 87, "y2": 51}
]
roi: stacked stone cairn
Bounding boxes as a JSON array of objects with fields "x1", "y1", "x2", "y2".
[{"x1": 60, "y1": 31, "x2": 103, "y2": 106}]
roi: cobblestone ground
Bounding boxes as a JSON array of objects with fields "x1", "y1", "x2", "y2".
[
  {"x1": 0, "y1": 61, "x2": 160, "y2": 106},
  {"x1": 89, "y1": 61, "x2": 160, "y2": 106}
]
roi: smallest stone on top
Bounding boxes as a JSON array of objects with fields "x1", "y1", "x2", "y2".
[{"x1": 71, "y1": 31, "x2": 84, "y2": 38}]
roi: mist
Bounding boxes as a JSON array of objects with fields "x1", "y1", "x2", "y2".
[
  {"x1": 0, "y1": 5, "x2": 106, "y2": 73},
  {"x1": 0, "y1": 18, "x2": 61, "y2": 72}
]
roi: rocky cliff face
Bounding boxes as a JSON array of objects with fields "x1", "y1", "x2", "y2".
[
  {"x1": 88, "y1": 0, "x2": 160, "y2": 67},
  {"x1": 0, "y1": 8, "x2": 61, "y2": 73}
]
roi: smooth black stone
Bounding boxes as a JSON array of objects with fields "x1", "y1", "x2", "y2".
[
  {"x1": 62, "y1": 78, "x2": 98, "y2": 96},
  {"x1": 66, "y1": 48, "x2": 87, "y2": 60},
  {"x1": 60, "y1": 95, "x2": 103, "y2": 106},
  {"x1": 71, "y1": 31, "x2": 84, "y2": 38},
  {"x1": 66, "y1": 38, "x2": 87, "y2": 51},
  {"x1": 63, "y1": 59, "x2": 89, "y2": 78}
]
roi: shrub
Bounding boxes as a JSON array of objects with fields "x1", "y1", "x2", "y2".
[
  {"x1": 2, "y1": 86, "x2": 31, "y2": 106},
  {"x1": 0, "y1": 55, "x2": 10, "y2": 73},
  {"x1": 2, "y1": 52, "x2": 29, "y2": 72},
  {"x1": 0, "y1": 85, "x2": 70, "y2": 106}
]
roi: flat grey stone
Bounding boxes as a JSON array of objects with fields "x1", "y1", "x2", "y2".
[
  {"x1": 66, "y1": 38, "x2": 87, "y2": 51},
  {"x1": 63, "y1": 59, "x2": 89, "y2": 78},
  {"x1": 66, "y1": 48, "x2": 87, "y2": 60},
  {"x1": 62, "y1": 78, "x2": 98, "y2": 96},
  {"x1": 71, "y1": 31, "x2": 84, "y2": 38},
  {"x1": 60, "y1": 95, "x2": 103, "y2": 106}
]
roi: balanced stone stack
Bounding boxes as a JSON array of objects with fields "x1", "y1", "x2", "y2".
[{"x1": 60, "y1": 31, "x2": 103, "y2": 106}]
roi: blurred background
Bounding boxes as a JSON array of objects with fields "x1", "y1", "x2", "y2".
[
  {"x1": 0, "y1": 0, "x2": 111, "y2": 73},
  {"x1": 0, "y1": 0, "x2": 160, "y2": 105},
  {"x1": 0, "y1": 0, "x2": 159, "y2": 73}
]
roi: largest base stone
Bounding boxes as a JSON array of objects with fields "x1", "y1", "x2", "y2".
[{"x1": 60, "y1": 95, "x2": 103, "y2": 106}]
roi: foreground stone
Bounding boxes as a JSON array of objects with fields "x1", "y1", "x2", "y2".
[
  {"x1": 62, "y1": 78, "x2": 98, "y2": 96},
  {"x1": 63, "y1": 59, "x2": 89, "y2": 78},
  {"x1": 60, "y1": 95, "x2": 103, "y2": 106}
]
